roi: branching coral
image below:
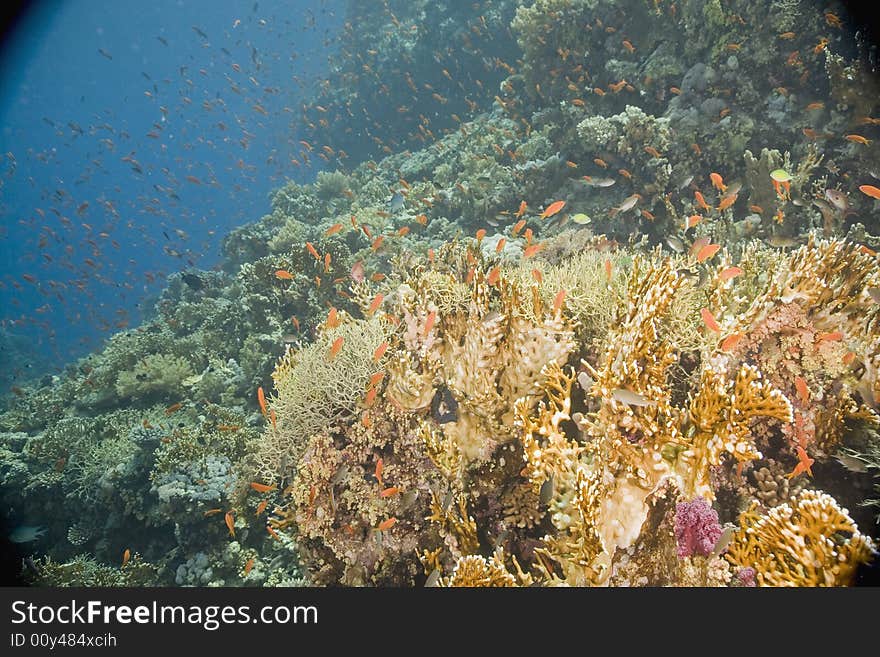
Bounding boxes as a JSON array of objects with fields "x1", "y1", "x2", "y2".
[{"x1": 726, "y1": 489, "x2": 876, "y2": 586}]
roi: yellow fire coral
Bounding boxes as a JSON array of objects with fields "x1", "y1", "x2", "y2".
[{"x1": 726, "y1": 489, "x2": 876, "y2": 586}]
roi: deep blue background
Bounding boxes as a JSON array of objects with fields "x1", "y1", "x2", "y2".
[{"x1": 0, "y1": 0, "x2": 341, "y2": 373}]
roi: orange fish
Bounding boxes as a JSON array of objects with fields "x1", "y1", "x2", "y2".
[
  {"x1": 845, "y1": 134, "x2": 871, "y2": 145},
  {"x1": 324, "y1": 252, "x2": 332, "y2": 273},
  {"x1": 540, "y1": 200, "x2": 566, "y2": 219},
  {"x1": 275, "y1": 269, "x2": 294, "y2": 280},
  {"x1": 324, "y1": 223, "x2": 344, "y2": 237},
  {"x1": 709, "y1": 172, "x2": 726, "y2": 192},
  {"x1": 806, "y1": 102, "x2": 824, "y2": 111},
  {"x1": 794, "y1": 376, "x2": 810, "y2": 404},
  {"x1": 266, "y1": 525, "x2": 281, "y2": 541},
  {"x1": 250, "y1": 482, "x2": 277, "y2": 493},
  {"x1": 122, "y1": 549, "x2": 130, "y2": 568},
  {"x1": 363, "y1": 386, "x2": 378, "y2": 407},
  {"x1": 270, "y1": 409, "x2": 277, "y2": 432},
  {"x1": 593, "y1": 157, "x2": 608, "y2": 167},
  {"x1": 379, "y1": 486, "x2": 401, "y2": 498},
  {"x1": 716, "y1": 193, "x2": 738, "y2": 212},
  {"x1": 515, "y1": 201, "x2": 528, "y2": 218},
  {"x1": 204, "y1": 508, "x2": 224, "y2": 517},
  {"x1": 644, "y1": 146, "x2": 662, "y2": 158},
  {"x1": 305, "y1": 242, "x2": 320, "y2": 260},
  {"x1": 553, "y1": 289, "x2": 566, "y2": 314},
  {"x1": 424, "y1": 310, "x2": 437, "y2": 336},
  {"x1": 396, "y1": 226, "x2": 410, "y2": 237},
  {"x1": 255, "y1": 499, "x2": 268, "y2": 516},
  {"x1": 696, "y1": 243, "x2": 721, "y2": 263},
  {"x1": 818, "y1": 331, "x2": 843, "y2": 342},
  {"x1": 164, "y1": 402, "x2": 182, "y2": 415},
  {"x1": 371, "y1": 236, "x2": 385, "y2": 252},
  {"x1": 225, "y1": 511, "x2": 235, "y2": 537},
  {"x1": 367, "y1": 293, "x2": 384, "y2": 316},
  {"x1": 685, "y1": 214, "x2": 702, "y2": 230},
  {"x1": 375, "y1": 458, "x2": 384, "y2": 488},
  {"x1": 531, "y1": 269, "x2": 543, "y2": 284},
  {"x1": 786, "y1": 446, "x2": 814, "y2": 479},
  {"x1": 701, "y1": 308, "x2": 721, "y2": 332},
  {"x1": 257, "y1": 386, "x2": 268, "y2": 417},
  {"x1": 720, "y1": 332, "x2": 742, "y2": 352},
  {"x1": 327, "y1": 307, "x2": 340, "y2": 329},
  {"x1": 367, "y1": 371, "x2": 385, "y2": 389},
  {"x1": 487, "y1": 266, "x2": 501, "y2": 286},
  {"x1": 495, "y1": 237, "x2": 507, "y2": 253},
  {"x1": 373, "y1": 341, "x2": 389, "y2": 362},
  {"x1": 512, "y1": 219, "x2": 526, "y2": 236},
  {"x1": 604, "y1": 258, "x2": 612, "y2": 281},
  {"x1": 859, "y1": 184, "x2": 880, "y2": 199},
  {"x1": 694, "y1": 190, "x2": 710, "y2": 211},
  {"x1": 243, "y1": 558, "x2": 254, "y2": 576},
  {"x1": 523, "y1": 243, "x2": 543, "y2": 258},
  {"x1": 377, "y1": 517, "x2": 397, "y2": 532},
  {"x1": 718, "y1": 266, "x2": 743, "y2": 281},
  {"x1": 328, "y1": 336, "x2": 344, "y2": 361},
  {"x1": 475, "y1": 228, "x2": 487, "y2": 241}
]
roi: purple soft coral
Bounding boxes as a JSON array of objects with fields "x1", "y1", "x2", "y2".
[{"x1": 674, "y1": 498, "x2": 723, "y2": 558}]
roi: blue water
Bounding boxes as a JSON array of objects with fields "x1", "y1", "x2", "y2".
[{"x1": 0, "y1": 0, "x2": 341, "y2": 369}]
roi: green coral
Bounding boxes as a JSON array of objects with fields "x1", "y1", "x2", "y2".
[{"x1": 115, "y1": 353, "x2": 195, "y2": 401}]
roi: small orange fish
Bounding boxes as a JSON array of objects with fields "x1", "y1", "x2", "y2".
[
  {"x1": 622, "y1": 39, "x2": 635, "y2": 53},
  {"x1": 375, "y1": 458, "x2": 384, "y2": 488},
  {"x1": 269, "y1": 409, "x2": 277, "y2": 432},
  {"x1": 363, "y1": 386, "x2": 378, "y2": 407},
  {"x1": 164, "y1": 402, "x2": 182, "y2": 415},
  {"x1": 515, "y1": 201, "x2": 528, "y2": 218},
  {"x1": 709, "y1": 172, "x2": 726, "y2": 192},
  {"x1": 475, "y1": 228, "x2": 487, "y2": 242},
  {"x1": 465, "y1": 266, "x2": 475, "y2": 284},
  {"x1": 806, "y1": 102, "x2": 824, "y2": 111},
  {"x1": 701, "y1": 308, "x2": 721, "y2": 332},
  {"x1": 250, "y1": 481, "x2": 277, "y2": 493},
  {"x1": 243, "y1": 557, "x2": 254, "y2": 576},
  {"x1": 794, "y1": 376, "x2": 810, "y2": 404},
  {"x1": 324, "y1": 223, "x2": 344, "y2": 237},
  {"x1": 540, "y1": 200, "x2": 566, "y2": 219},
  {"x1": 719, "y1": 266, "x2": 743, "y2": 281},
  {"x1": 487, "y1": 266, "x2": 501, "y2": 286},
  {"x1": 379, "y1": 486, "x2": 401, "y2": 498},
  {"x1": 818, "y1": 331, "x2": 844, "y2": 342},
  {"x1": 367, "y1": 293, "x2": 384, "y2": 316},
  {"x1": 255, "y1": 499, "x2": 268, "y2": 516},
  {"x1": 397, "y1": 226, "x2": 410, "y2": 237},
  {"x1": 266, "y1": 525, "x2": 281, "y2": 541},
  {"x1": 327, "y1": 307, "x2": 340, "y2": 329},
  {"x1": 553, "y1": 289, "x2": 566, "y2": 314},
  {"x1": 604, "y1": 258, "x2": 612, "y2": 281},
  {"x1": 204, "y1": 508, "x2": 224, "y2": 517},
  {"x1": 257, "y1": 386, "x2": 268, "y2": 417},
  {"x1": 716, "y1": 193, "x2": 738, "y2": 211},
  {"x1": 377, "y1": 517, "x2": 397, "y2": 531},
  {"x1": 843, "y1": 351, "x2": 856, "y2": 365},
  {"x1": 593, "y1": 157, "x2": 608, "y2": 167},
  {"x1": 523, "y1": 243, "x2": 543, "y2": 258},
  {"x1": 512, "y1": 219, "x2": 526, "y2": 237},
  {"x1": 371, "y1": 236, "x2": 385, "y2": 252},
  {"x1": 696, "y1": 243, "x2": 721, "y2": 263},
  {"x1": 531, "y1": 269, "x2": 543, "y2": 284},
  {"x1": 291, "y1": 316, "x2": 301, "y2": 331},
  {"x1": 374, "y1": 341, "x2": 389, "y2": 362},
  {"x1": 644, "y1": 146, "x2": 662, "y2": 158},
  {"x1": 495, "y1": 237, "x2": 507, "y2": 253},
  {"x1": 786, "y1": 446, "x2": 814, "y2": 479},
  {"x1": 845, "y1": 134, "x2": 871, "y2": 145},
  {"x1": 685, "y1": 214, "x2": 702, "y2": 230},
  {"x1": 328, "y1": 336, "x2": 344, "y2": 361},
  {"x1": 859, "y1": 185, "x2": 880, "y2": 199},
  {"x1": 720, "y1": 332, "x2": 742, "y2": 352},
  {"x1": 305, "y1": 242, "x2": 320, "y2": 260},
  {"x1": 122, "y1": 549, "x2": 130, "y2": 568},
  {"x1": 424, "y1": 310, "x2": 437, "y2": 336},
  {"x1": 225, "y1": 511, "x2": 235, "y2": 537},
  {"x1": 694, "y1": 190, "x2": 710, "y2": 211},
  {"x1": 367, "y1": 371, "x2": 385, "y2": 389},
  {"x1": 324, "y1": 252, "x2": 332, "y2": 273},
  {"x1": 275, "y1": 269, "x2": 294, "y2": 280}
]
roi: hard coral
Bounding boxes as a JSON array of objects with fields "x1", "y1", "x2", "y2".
[{"x1": 726, "y1": 489, "x2": 875, "y2": 586}]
